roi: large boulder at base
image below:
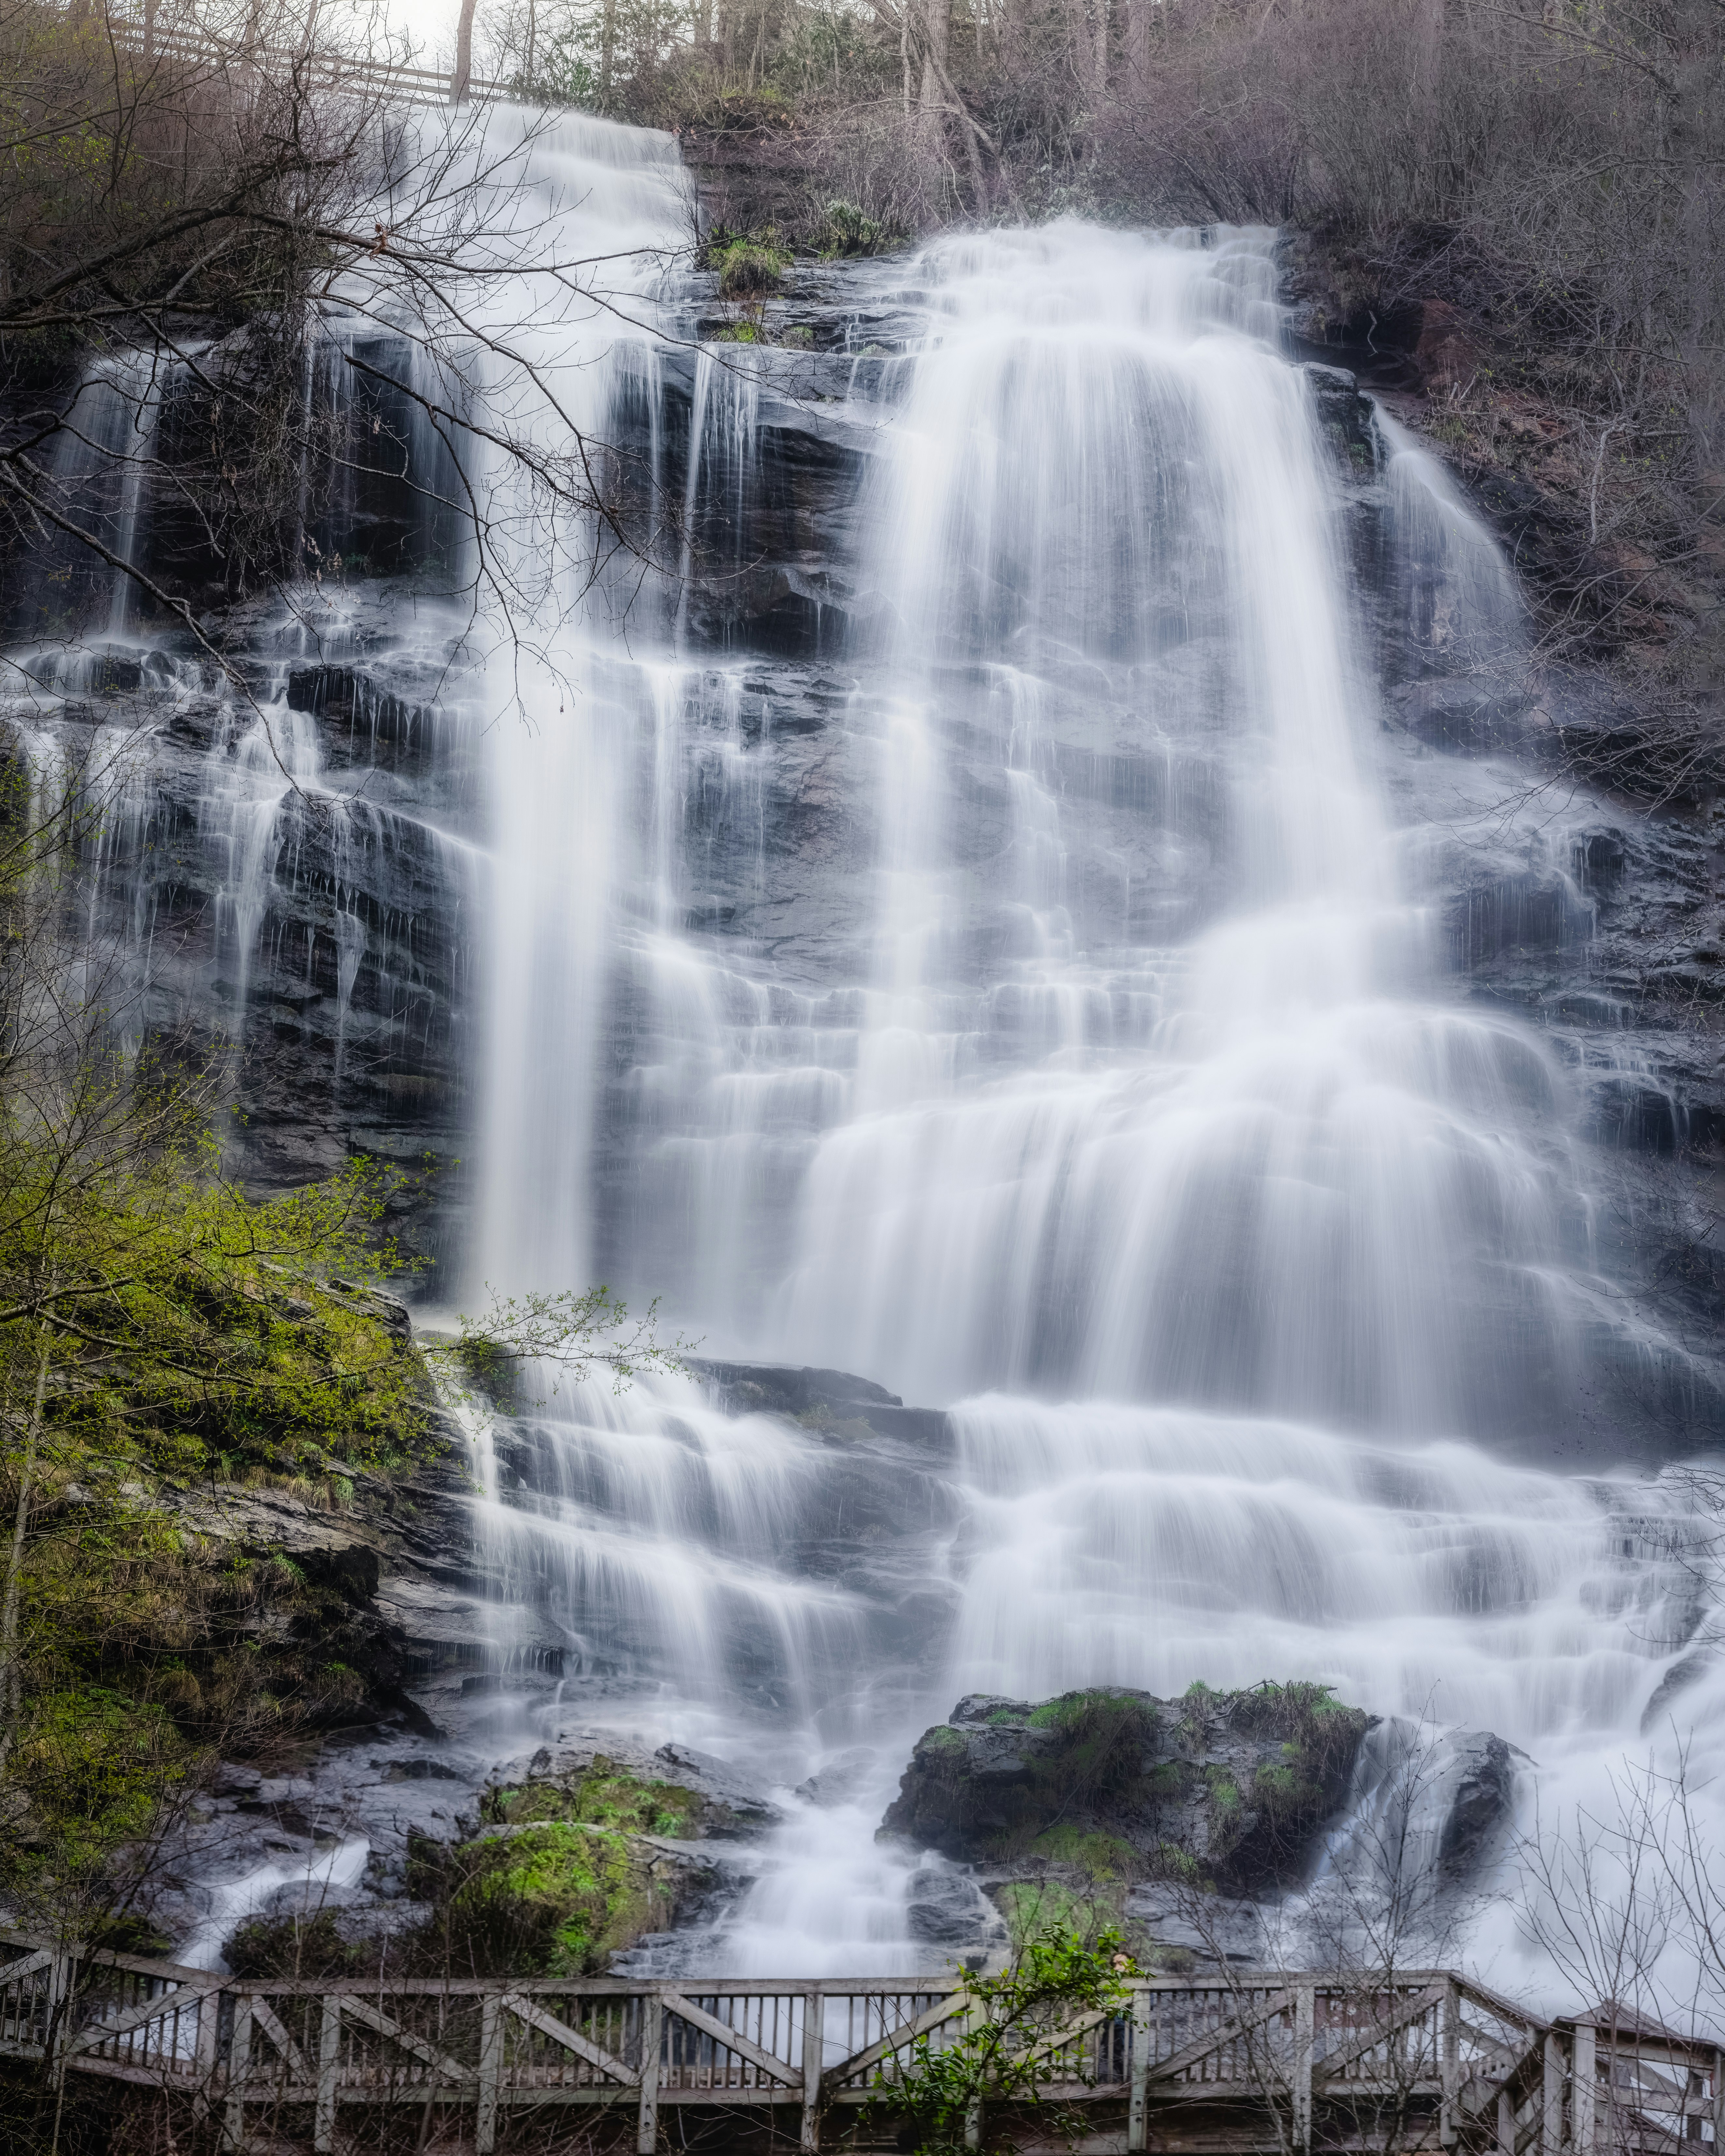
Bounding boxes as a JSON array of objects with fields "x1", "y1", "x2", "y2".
[
  {"x1": 389, "y1": 1753, "x2": 758, "y2": 1977},
  {"x1": 881, "y1": 1684, "x2": 1369, "y2": 1897}
]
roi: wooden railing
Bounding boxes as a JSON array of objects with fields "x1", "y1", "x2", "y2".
[
  {"x1": 51, "y1": 3, "x2": 518, "y2": 108},
  {"x1": 2, "y1": 1932, "x2": 1719, "y2": 2152}
]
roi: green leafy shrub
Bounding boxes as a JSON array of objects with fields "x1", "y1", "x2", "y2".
[
  {"x1": 814, "y1": 199, "x2": 894, "y2": 257},
  {"x1": 874, "y1": 1924, "x2": 1136, "y2": 2154}
]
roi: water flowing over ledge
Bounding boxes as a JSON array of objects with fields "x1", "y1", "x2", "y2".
[{"x1": 4, "y1": 107, "x2": 1723, "y2": 2014}]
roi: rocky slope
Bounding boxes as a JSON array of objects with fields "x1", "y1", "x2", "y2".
[{"x1": 18, "y1": 246, "x2": 1717, "y2": 1455}]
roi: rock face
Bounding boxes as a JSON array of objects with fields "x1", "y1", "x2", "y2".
[
  {"x1": 10, "y1": 257, "x2": 1722, "y2": 1449},
  {"x1": 881, "y1": 1688, "x2": 1530, "y2": 1967},
  {"x1": 882, "y1": 1685, "x2": 1370, "y2": 1899}
]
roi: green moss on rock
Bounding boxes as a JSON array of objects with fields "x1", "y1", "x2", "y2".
[
  {"x1": 485, "y1": 1760, "x2": 703, "y2": 1840},
  {"x1": 882, "y1": 1679, "x2": 1369, "y2": 1901},
  {"x1": 448, "y1": 1822, "x2": 668, "y2": 1976}
]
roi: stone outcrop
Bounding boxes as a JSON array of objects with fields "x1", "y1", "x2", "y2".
[
  {"x1": 882, "y1": 1684, "x2": 1370, "y2": 1898},
  {"x1": 881, "y1": 1687, "x2": 1529, "y2": 1965},
  {"x1": 428, "y1": 1751, "x2": 779, "y2": 1975}
]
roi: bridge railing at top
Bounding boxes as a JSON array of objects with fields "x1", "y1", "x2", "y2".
[
  {"x1": 2, "y1": 1932, "x2": 1719, "y2": 2154},
  {"x1": 42, "y1": 4, "x2": 515, "y2": 106}
]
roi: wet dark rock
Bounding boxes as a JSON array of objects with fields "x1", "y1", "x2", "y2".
[
  {"x1": 1447, "y1": 872, "x2": 1590, "y2": 967},
  {"x1": 905, "y1": 1865, "x2": 1006, "y2": 1951},
  {"x1": 1391, "y1": 676, "x2": 1532, "y2": 754},
  {"x1": 695, "y1": 1358, "x2": 952, "y2": 1449},
  {"x1": 1305, "y1": 363, "x2": 1377, "y2": 469},
  {"x1": 795, "y1": 1746, "x2": 877, "y2": 1807},
  {"x1": 881, "y1": 1684, "x2": 1370, "y2": 1899},
  {"x1": 1436, "y1": 1732, "x2": 1519, "y2": 1880},
  {"x1": 1586, "y1": 1075, "x2": 1680, "y2": 1156}
]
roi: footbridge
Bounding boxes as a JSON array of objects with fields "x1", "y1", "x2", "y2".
[{"x1": 0, "y1": 1933, "x2": 1716, "y2": 2153}]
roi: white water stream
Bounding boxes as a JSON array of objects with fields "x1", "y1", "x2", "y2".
[
  {"x1": 425, "y1": 132, "x2": 1725, "y2": 2010},
  {"x1": 7, "y1": 107, "x2": 1723, "y2": 2018}
]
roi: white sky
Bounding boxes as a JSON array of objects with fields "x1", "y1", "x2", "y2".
[{"x1": 378, "y1": 0, "x2": 465, "y2": 65}]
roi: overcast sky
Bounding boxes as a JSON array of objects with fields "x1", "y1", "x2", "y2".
[{"x1": 382, "y1": 0, "x2": 464, "y2": 65}]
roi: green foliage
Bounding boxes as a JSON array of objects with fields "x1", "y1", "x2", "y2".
[
  {"x1": 706, "y1": 228, "x2": 791, "y2": 297},
  {"x1": 814, "y1": 199, "x2": 894, "y2": 257},
  {"x1": 10, "y1": 1686, "x2": 186, "y2": 1867},
  {"x1": 874, "y1": 1924, "x2": 1136, "y2": 2155},
  {"x1": 1026, "y1": 1825, "x2": 1140, "y2": 1880},
  {"x1": 483, "y1": 1759, "x2": 701, "y2": 1841},
  {"x1": 430, "y1": 1284, "x2": 684, "y2": 1426},
  {"x1": 1205, "y1": 1766, "x2": 1242, "y2": 1826},
  {"x1": 447, "y1": 1822, "x2": 660, "y2": 1976},
  {"x1": 1155, "y1": 1841, "x2": 1205, "y2": 1886}
]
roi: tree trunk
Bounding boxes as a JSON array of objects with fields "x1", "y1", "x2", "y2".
[
  {"x1": 601, "y1": 0, "x2": 618, "y2": 105},
  {"x1": 0, "y1": 1326, "x2": 53, "y2": 1781},
  {"x1": 452, "y1": 0, "x2": 479, "y2": 103},
  {"x1": 1065, "y1": 0, "x2": 1091, "y2": 103},
  {"x1": 1125, "y1": 0, "x2": 1151, "y2": 82},
  {"x1": 919, "y1": 0, "x2": 952, "y2": 114}
]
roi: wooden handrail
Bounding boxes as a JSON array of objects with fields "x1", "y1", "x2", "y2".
[{"x1": 1, "y1": 1935, "x2": 1718, "y2": 2156}]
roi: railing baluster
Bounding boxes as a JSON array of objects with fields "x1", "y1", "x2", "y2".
[
  {"x1": 477, "y1": 1994, "x2": 500, "y2": 2155},
  {"x1": 315, "y1": 1995, "x2": 341, "y2": 2153},
  {"x1": 225, "y1": 2001, "x2": 252, "y2": 2154},
  {"x1": 638, "y1": 1994, "x2": 663, "y2": 2154},
  {"x1": 1129, "y1": 1985, "x2": 1150, "y2": 2150},
  {"x1": 801, "y1": 1983, "x2": 824, "y2": 2153}
]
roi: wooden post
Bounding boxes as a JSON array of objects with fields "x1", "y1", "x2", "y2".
[
  {"x1": 477, "y1": 1994, "x2": 501, "y2": 2156},
  {"x1": 315, "y1": 1995, "x2": 342, "y2": 2154},
  {"x1": 1293, "y1": 1984, "x2": 1316, "y2": 2154},
  {"x1": 637, "y1": 1993, "x2": 662, "y2": 2155},
  {"x1": 1572, "y1": 2024, "x2": 1596, "y2": 2156},
  {"x1": 192, "y1": 1984, "x2": 221, "y2": 2124},
  {"x1": 43, "y1": 1948, "x2": 70, "y2": 2085},
  {"x1": 451, "y1": 0, "x2": 478, "y2": 103},
  {"x1": 1713, "y1": 2046, "x2": 1725, "y2": 2156},
  {"x1": 1441, "y1": 1980, "x2": 1460, "y2": 2147},
  {"x1": 225, "y1": 2001, "x2": 252, "y2": 2155},
  {"x1": 1543, "y1": 2031, "x2": 1565, "y2": 2156},
  {"x1": 799, "y1": 1986, "x2": 823, "y2": 2153},
  {"x1": 964, "y1": 1990, "x2": 983, "y2": 2149},
  {"x1": 1128, "y1": 1987, "x2": 1150, "y2": 2153}
]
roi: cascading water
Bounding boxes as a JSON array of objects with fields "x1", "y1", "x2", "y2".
[
  {"x1": 7, "y1": 105, "x2": 1723, "y2": 2008},
  {"x1": 445, "y1": 199, "x2": 1725, "y2": 1999}
]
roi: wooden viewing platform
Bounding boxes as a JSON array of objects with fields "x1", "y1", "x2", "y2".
[{"x1": 1, "y1": 1932, "x2": 1717, "y2": 2152}]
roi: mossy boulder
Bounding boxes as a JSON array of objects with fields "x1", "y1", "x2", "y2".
[
  {"x1": 445, "y1": 1821, "x2": 705, "y2": 1976},
  {"x1": 405, "y1": 1754, "x2": 745, "y2": 1976},
  {"x1": 881, "y1": 1682, "x2": 1370, "y2": 1898},
  {"x1": 481, "y1": 1750, "x2": 769, "y2": 1840}
]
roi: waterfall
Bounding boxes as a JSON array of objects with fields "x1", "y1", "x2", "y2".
[
  {"x1": 443, "y1": 201, "x2": 1725, "y2": 1994},
  {"x1": 7, "y1": 109, "x2": 1723, "y2": 2007}
]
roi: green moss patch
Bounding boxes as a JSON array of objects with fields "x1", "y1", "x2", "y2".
[
  {"x1": 485, "y1": 1758, "x2": 703, "y2": 1841},
  {"x1": 447, "y1": 1823, "x2": 652, "y2": 1976}
]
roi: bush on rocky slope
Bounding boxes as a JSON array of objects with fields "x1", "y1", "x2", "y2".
[{"x1": 230, "y1": 1753, "x2": 749, "y2": 1979}]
